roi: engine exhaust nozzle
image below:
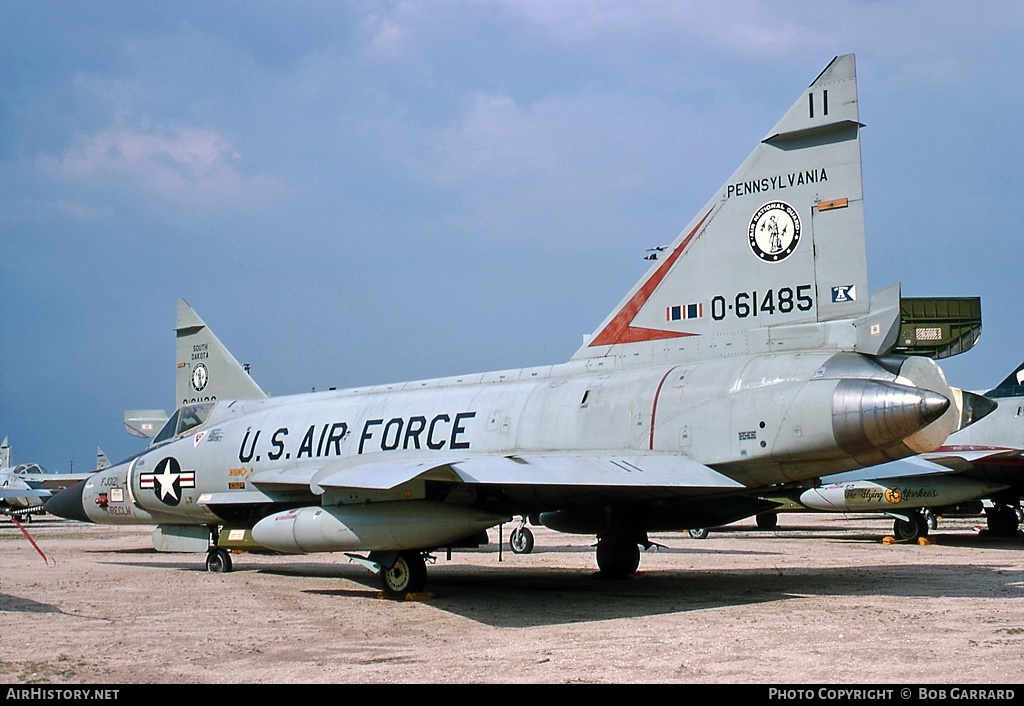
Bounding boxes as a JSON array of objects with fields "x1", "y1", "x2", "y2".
[{"x1": 832, "y1": 379, "x2": 950, "y2": 458}]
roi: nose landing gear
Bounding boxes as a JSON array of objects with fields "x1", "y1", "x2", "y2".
[
  {"x1": 509, "y1": 517, "x2": 535, "y2": 554},
  {"x1": 205, "y1": 547, "x2": 232, "y2": 573}
]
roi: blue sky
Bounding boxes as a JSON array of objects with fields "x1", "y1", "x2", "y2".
[{"x1": 2, "y1": 2, "x2": 1022, "y2": 472}]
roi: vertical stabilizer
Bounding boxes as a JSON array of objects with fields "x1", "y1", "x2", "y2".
[
  {"x1": 176, "y1": 298, "x2": 266, "y2": 406},
  {"x1": 0, "y1": 437, "x2": 9, "y2": 469},
  {"x1": 573, "y1": 54, "x2": 880, "y2": 365},
  {"x1": 987, "y1": 361, "x2": 1024, "y2": 398}
]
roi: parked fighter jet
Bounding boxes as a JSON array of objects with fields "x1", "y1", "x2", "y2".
[
  {"x1": 1, "y1": 445, "x2": 52, "y2": 522},
  {"x1": 961, "y1": 361, "x2": 1024, "y2": 532},
  {"x1": 1, "y1": 439, "x2": 107, "y2": 521},
  {"x1": 47, "y1": 54, "x2": 993, "y2": 596},
  {"x1": 753, "y1": 472, "x2": 1009, "y2": 540}
]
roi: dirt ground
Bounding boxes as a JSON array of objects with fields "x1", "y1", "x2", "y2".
[{"x1": 1, "y1": 512, "x2": 1021, "y2": 685}]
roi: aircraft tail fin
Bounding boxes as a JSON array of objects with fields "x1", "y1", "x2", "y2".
[
  {"x1": 96, "y1": 447, "x2": 110, "y2": 471},
  {"x1": 124, "y1": 409, "x2": 169, "y2": 438},
  {"x1": 572, "y1": 54, "x2": 896, "y2": 366},
  {"x1": 0, "y1": 437, "x2": 9, "y2": 469},
  {"x1": 986, "y1": 361, "x2": 1024, "y2": 398},
  {"x1": 176, "y1": 298, "x2": 267, "y2": 406}
]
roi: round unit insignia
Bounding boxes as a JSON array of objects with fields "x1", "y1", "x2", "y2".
[
  {"x1": 191, "y1": 363, "x2": 209, "y2": 392},
  {"x1": 748, "y1": 201, "x2": 801, "y2": 262},
  {"x1": 884, "y1": 486, "x2": 903, "y2": 504}
]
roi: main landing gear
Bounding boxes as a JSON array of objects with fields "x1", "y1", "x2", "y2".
[
  {"x1": 984, "y1": 504, "x2": 1021, "y2": 537},
  {"x1": 891, "y1": 509, "x2": 931, "y2": 541},
  {"x1": 595, "y1": 535, "x2": 641, "y2": 578},
  {"x1": 379, "y1": 551, "x2": 428, "y2": 598}
]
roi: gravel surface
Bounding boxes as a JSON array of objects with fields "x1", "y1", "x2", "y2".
[{"x1": 1, "y1": 512, "x2": 1021, "y2": 685}]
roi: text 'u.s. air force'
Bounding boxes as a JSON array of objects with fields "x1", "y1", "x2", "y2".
[{"x1": 238, "y1": 412, "x2": 477, "y2": 462}]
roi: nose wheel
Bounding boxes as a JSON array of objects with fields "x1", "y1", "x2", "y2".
[
  {"x1": 509, "y1": 519, "x2": 535, "y2": 554},
  {"x1": 205, "y1": 548, "x2": 233, "y2": 573}
]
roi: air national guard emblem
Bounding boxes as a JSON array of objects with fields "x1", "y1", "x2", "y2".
[
  {"x1": 748, "y1": 201, "x2": 801, "y2": 262},
  {"x1": 191, "y1": 362, "x2": 209, "y2": 392}
]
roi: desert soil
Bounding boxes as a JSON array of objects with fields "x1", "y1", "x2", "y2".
[{"x1": 1, "y1": 512, "x2": 1021, "y2": 685}]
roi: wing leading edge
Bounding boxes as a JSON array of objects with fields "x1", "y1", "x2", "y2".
[{"x1": 246, "y1": 453, "x2": 745, "y2": 494}]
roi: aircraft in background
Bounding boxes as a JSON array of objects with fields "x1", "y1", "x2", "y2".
[
  {"x1": 123, "y1": 298, "x2": 267, "y2": 441},
  {"x1": 752, "y1": 472, "x2": 1010, "y2": 540},
  {"x1": 1, "y1": 438, "x2": 108, "y2": 521},
  {"x1": 48, "y1": 54, "x2": 994, "y2": 596},
  {"x1": 1, "y1": 439, "x2": 52, "y2": 522},
  {"x1": 713, "y1": 361, "x2": 1024, "y2": 540}
]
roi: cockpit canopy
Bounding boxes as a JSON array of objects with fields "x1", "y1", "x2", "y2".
[
  {"x1": 12, "y1": 463, "x2": 48, "y2": 477},
  {"x1": 152, "y1": 402, "x2": 215, "y2": 446}
]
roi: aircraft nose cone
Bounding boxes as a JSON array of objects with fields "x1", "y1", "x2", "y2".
[
  {"x1": 958, "y1": 390, "x2": 998, "y2": 429},
  {"x1": 43, "y1": 479, "x2": 92, "y2": 523},
  {"x1": 832, "y1": 380, "x2": 950, "y2": 456}
]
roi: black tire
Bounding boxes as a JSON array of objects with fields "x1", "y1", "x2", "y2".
[
  {"x1": 756, "y1": 512, "x2": 778, "y2": 530},
  {"x1": 381, "y1": 551, "x2": 427, "y2": 597},
  {"x1": 510, "y1": 526, "x2": 534, "y2": 554},
  {"x1": 893, "y1": 511, "x2": 929, "y2": 541},
  {"x1": 688, "y1": 528, "x2": 709, "y2": 539},
  {"x1": 595, "y1": 537, "x2": 641, "y2": 577},
  {"x1": 205, "y1": 548, "x2": 232, "y2": 573},
  {"x1": 893, "y1": 518, "x2": 918, "y2": 540},
  {"x1": 986, "y1": 506, "x2": 1020, "y2": 536}
]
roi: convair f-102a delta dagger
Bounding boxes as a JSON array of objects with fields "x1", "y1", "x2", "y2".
[{"x1": 47, "y1": 54, "x2": 994, "y2": 596}]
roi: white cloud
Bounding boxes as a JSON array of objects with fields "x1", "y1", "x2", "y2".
[{"x1": 38, "y1": 125, "x2": 281, "y2": 215}]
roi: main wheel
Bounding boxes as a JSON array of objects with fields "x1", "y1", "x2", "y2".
[
  {"x1": 893, "y1": 511, "x2": 929, "y2": 541},
  {"x1": 205, "y1": 548, "x2": 232, "y2": 573},
  {"x1": 510, "y1": 526, "x2": 535, "y2": 554},
  {"x1": 595, "y1": 536, "x2": 640, "y2": 577},
  {"x1": 756, "y1": 512, "x2": 778, "y2": 530},
  {"x1": 688, "y1": 528, "x2": 709, "y2": 539},
  {"x1": 985, "y1": 505, "x2": 1020, "y2": 536},
  {"x1": 893, "y1": 517, "x2": 919, "y2": 540},
  {"x1": 381, "y1": 551, "x2": 427, "y2": 597}
]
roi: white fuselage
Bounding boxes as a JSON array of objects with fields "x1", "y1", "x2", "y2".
[{"x1": 75, "y1": 350, "x2": 959, "y2": 528}]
